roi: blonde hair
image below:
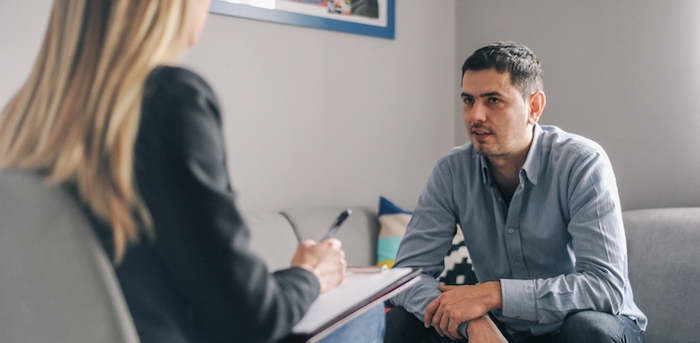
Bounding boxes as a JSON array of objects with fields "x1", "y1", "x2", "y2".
[{"x1": 0, "y1": 0, "x2": 195, "y2": 262}]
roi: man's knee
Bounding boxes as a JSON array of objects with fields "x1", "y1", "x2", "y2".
[
  {"x1": 385, "y1": 306, "x2": 424, "y2": 343},
  {"x1": 386, "y1": 306, "x2": 458, "y2": 343},
  {"x1": 557, "y1": 311, "x2": 642, "y2": 343}
]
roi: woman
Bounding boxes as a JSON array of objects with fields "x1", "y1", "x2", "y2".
[{"x1": 0, "y1": 0, "x2": 384, "y2": 342}]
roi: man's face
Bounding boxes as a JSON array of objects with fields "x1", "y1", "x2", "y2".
[{"x1": 461, "y1": 69, "x2": 537, "y2": 160}]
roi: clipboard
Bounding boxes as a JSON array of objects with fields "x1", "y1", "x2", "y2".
[{"x1": 281, "y1": 267, "x2": 422, "y2": 343}]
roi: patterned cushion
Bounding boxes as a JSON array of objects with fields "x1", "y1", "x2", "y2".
[{"x1": 438, "y1": 225, "x2": 477, "y2": 286}]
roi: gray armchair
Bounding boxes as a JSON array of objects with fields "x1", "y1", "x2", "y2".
[{"x1": 0, "y1": 171, "x2": 139, "y2": 343}]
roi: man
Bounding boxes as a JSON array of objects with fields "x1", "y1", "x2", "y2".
[{"x1": 386, "y1": 42, "x2": 646, "y2": 343}]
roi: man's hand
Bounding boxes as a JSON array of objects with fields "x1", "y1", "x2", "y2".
[
  {"x1": 467, "y1": 315, "x2": 508, "y2": 343},
  {"x1": 291, "y1": 239, "x2": 346, "y2": 293},
  {"x1": 424, "y1": 281, "x2": 503, "y2": 340}
]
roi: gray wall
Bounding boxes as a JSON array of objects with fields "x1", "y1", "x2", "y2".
[
  {"x1": 0, "y1": 1, "x2": 458, "y2": 212},
  {"x1": 2, "y1": 1, "x2": 698, "y2": 212},
  {"x1": 183, "y1": 2, "x2": 457, "y2": 211},
  {"x1": 0, "y1": 1, "x2": 51, "y2": 108},
  {"x1": 456, "y1": 1, "x2": 700, "y2": 210}
]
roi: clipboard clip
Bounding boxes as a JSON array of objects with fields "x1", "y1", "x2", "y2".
[{"x1": 347, "y1": 265, "x2": 389, "y2": 274}]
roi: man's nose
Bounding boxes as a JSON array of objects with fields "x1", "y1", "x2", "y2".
[{"x1": 467, "y1": 101, "x2": 487, "y2": 123}]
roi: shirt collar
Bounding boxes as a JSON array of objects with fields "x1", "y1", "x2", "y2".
[
  {"x1": 479, "y1": 124, "x2": 543, "y2": 186},
  {"x1": 479, "y1": 155, "x2": 491, "y2": 185},
  {"x1": 521, "y1": 124, "x2": 543, "y2": 186}
]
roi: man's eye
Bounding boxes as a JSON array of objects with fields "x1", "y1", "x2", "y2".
[
  {"x1": 488, "y1": 97, "x2": 500, "y2": 104},
  {"x1": 463, "y1": 98, "x2": 474, "y2": 105}
]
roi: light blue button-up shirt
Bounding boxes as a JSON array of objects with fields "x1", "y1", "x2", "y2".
[{"x1": 391, "y1": 125, "x2": 647, "y2": 338}]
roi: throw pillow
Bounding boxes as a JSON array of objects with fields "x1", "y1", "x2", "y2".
[
  {"x1": 438, "y1": 225, "x2": 478, "y2": 286},
  {"x1": 376, "y1": 196, "x2": 412, "y2": 268}
]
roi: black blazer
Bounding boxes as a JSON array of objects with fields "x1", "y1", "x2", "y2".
[{"x1": 97, "y1": 66, "x2": 319, "y2": 343}]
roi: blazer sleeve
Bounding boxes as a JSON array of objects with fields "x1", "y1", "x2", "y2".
[{"x1": 133, "y1": 66, "x2": 319, "y2": 342}]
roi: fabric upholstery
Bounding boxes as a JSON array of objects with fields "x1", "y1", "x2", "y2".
[
  {"x1": 623, "y1": 207, "x2": 700, "y2": 343},
  {"x1": 243, "y1": 211, "x2": 300, "y2": 272},
  {"x1": 282, "y1": 208, "x2": 380, "y2": 267},
  {"x1": 438, "y1": 225, "x2": 477, "y2": 286},
  {"x1": 0, "y1": 170, "x2": 139, "y2": 343}
]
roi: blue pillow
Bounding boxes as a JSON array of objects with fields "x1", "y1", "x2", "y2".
[{"x1": 376, "y1": 197, "x2": 412, "y2": 268}]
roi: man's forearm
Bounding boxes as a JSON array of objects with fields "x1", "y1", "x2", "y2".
[{"x1": 467, "y1": 315, "x2": 508, "y2": 343}]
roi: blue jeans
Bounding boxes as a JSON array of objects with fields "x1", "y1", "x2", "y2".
[
  {"x1": 318, "y1": 303, "x2": 386, "y2": 343},
  {"x1": 385, "y1": 306, "x2": 644, "y2": 343},
  {"x1": 550, "y1": 310, "x2": 645, "y2": 343}
]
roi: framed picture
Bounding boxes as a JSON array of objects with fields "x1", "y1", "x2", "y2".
[{"x1": 210, "y1": 0, "x2": 395, "y2": 39}]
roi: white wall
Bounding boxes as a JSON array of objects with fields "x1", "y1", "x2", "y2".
[
  {"x1": 456, "y1": 0, "x2": 700, "y2": 211},
  {"x1": 6, "y1": 1, "x2": 695, "y2": 213},
  {"x1": 0, "y1": 1, "x2": 51, "y2": 108},
  {"x1": 0, "y1": 1, "x2": 457, "y2": 212},
  {"x1": 184, "y1": 1, "x2": 457, "y2": 211}
]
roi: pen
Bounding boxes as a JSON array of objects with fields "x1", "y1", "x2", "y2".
[{"x1": 321, "y1": 209, "x2": 352, "y2": 241}]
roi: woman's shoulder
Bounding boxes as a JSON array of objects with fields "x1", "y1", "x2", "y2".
[{"x1": 144, "y1": 65, "x2": 216, "y2": 100}]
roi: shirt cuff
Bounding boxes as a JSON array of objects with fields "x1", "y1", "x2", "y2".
[
  {"x1": 458, "y1": 321, "x2": 469, "y2": 338},
  {"x1": 500, "y1": 279, "x2": 537, "y2": 321}
]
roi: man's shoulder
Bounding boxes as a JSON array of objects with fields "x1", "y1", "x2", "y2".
[
  {"x1": 442, "y1": 143, "x2": 478, "y2": 161},
  {"x1": 434, "y1": 143, "x2": 479, "y2": 169},
  {"x1": 539, "y1": 125, "x2": 606, "y2": 160}
]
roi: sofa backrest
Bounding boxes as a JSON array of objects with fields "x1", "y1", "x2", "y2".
[
  {"x1": 623, "y1": 207, "x2": 700, "y2": 343},
  {"x1": 283, "y1": 207, "x2": 380, "y2": 267},
  {"x1": 0, "y1": 170, "x2": 140, "y2": 343},
  {"x1": 243, "y1": 211, "x2": 301, "y2": 271}
]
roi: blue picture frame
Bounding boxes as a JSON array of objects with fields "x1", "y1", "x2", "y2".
[{"x1": 210, "y1": 0, "x2": 395, "y2": 39}]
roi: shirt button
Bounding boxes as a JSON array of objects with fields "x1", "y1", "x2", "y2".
[
  {"x1": 514, "y1": 261, "x2": 521, "y2": 267},
  {"x1": 508, "y1": 228, "x2": 515, "y2": 234}
]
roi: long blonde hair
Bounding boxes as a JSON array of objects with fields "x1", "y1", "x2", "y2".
[{"x1": 0, "y1": 0, "x2": 195, "y2": 262}]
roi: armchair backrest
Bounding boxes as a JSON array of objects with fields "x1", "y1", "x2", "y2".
[{"x1": 0, "y1": 170, "x2": 139, "y2": 343}]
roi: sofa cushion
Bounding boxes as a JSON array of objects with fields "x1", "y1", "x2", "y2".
[
  {"x1": 438, "y1": 225, "x2": 477, "y2": 286},
  {"x1": 242, "y1": 211, "x2": 300, "y2": 272},
  {"x1": 623, "y1": 207, "x2": 700, "y2": 343},
  {"x1": 283, "y1": 208, "x2": 379, "y2": 267}
]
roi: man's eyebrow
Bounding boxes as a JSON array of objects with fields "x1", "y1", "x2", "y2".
[
  {"x1": 480, "y1": 91, "x2": 503, "y2": 97},
  {"x1": 460, "y1": 91, "x2": 504, "y2": 98}
]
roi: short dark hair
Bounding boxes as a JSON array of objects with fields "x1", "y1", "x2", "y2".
[{"x1": 461, "y1": 42, "x2": 543, "y2": 100}]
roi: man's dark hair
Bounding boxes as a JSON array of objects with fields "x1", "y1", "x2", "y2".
[{"x1": 462, "y1": 42, "x2": 543, "y2": 100}]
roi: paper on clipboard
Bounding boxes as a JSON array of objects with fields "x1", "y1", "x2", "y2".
[{"x1": 291, "y1": 267, "x2": 420, "y2": 337}]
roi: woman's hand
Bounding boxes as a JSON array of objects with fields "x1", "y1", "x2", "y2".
[{"x1": 291, "y1": 239, "x2": 346, "y2": 293}]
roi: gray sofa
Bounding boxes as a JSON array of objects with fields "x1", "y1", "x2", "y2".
[{"x1": 1, "y1": 170, "x2": 698, "y2": 342}]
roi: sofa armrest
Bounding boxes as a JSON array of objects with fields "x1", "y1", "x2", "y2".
[{"x1": 624, "y1": 207, "x2": 700, "y2": 343}]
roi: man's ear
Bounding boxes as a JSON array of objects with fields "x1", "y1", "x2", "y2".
[{"x1": 527, "y1": 90, "x2": 546, "y2": 125}]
